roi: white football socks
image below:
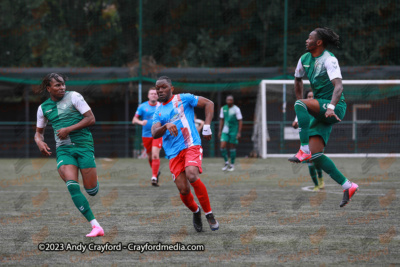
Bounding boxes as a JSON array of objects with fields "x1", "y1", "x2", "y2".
[
  {"x1": 342, "y1": 180, "x2": 352, "y2": 190},
  {"x1": 300, "y1": 145, "x2": 310, "y2": 154},
  {"x1": 90, "y1": 219, "x2": 101, "y2": 227}
]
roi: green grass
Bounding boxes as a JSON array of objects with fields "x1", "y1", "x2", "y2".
[{"x1": 0, "y1": 157, "x2": 399, "y2": 266}]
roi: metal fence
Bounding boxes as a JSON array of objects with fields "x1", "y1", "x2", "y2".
[{"x1": 1, "y1": 119, "x2": 399, "y2": 159}]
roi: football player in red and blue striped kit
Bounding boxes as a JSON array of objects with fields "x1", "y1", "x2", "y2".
[{"x1": 151, "y1": 76, "x2": 219, "y2": 232}]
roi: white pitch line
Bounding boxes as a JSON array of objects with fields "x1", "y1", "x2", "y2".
[{"x1": 301, "y1": 185, "x2": 386, "y2": 196}]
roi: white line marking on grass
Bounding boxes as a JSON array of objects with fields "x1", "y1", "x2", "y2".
[{"x1": 301, "y1": 185, "x2": 386, "y2": 196}]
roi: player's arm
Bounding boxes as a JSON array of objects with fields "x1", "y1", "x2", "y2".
[
  {"x1": 35, "y1": 106, "x2": 51, "y2": 156},
  {"x1": 57, "y1": 110, "x2": 96, "y2": 140},
  {"x1": 218, "y1": 118, "x2": 223, "y2": 138},
  {"x1": 325, "y1": 78, "x2": 343, "y2": 121},
  {"x1": 325, "y1": 57, "x2": 343, "y2": 121},
  {"x1": 292, "y1": 116, "x2": 298, "y2": 129},
  {"x1": 237, "y1": 119, "x2": 243, "y2": 139},
  {"x1": 132, "y1": 106, "x2": 147, "y2": 126},
  {"x1": 57, "y1": 92, "x2": 96, "y2": 139},
  {"x1": 35, "y1": 128, "x2": 52, "y2": 156},
  {"x1": 294, "y1": 78, "x2": 304, "y2": 100},
  {"x1": 195, "y1": 119, "x2": 204, "y2": 133},
  {"x1": 132, "y1": 114, "x2": 147, "y2": 126},
  {"x1": 196, "y1": 96, "x2": 214, "y2": 140},
  {"x1": 236, "y1": 107, "x2": 243, "y2": 139},
  {"x1": 151, "y1": 122, "x2": 178, "y2": 139},
  {"x1": 294, "y1": 58, "x2": 305, "y2": 100}
]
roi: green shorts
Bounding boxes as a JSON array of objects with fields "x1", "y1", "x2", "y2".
[
  {"x1": 308, "y1": 99, "x2": 347, "y2": 146},
  {"x1": 221, "y1": 132, "x2": 239, "y2": 144},
  {"x1": 56, "y1": 145, "x2": 96, "y2": 170}
]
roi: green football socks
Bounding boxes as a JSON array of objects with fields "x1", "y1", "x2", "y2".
[
  {"x1": 66, "y1": 180, "x2": 95, "y2": 222},
  {"x1": 312, "y1": 155, "x2": 347, "y2": 185},
  {"x1": 221, "y1": 148, "x2": 228, "y2": 162},
  {"x1": 294, "y1": 100, "x2": 310, "y2": 146},
  {"x1": 230, "y1": 149, "x2": 236, "y2": 164},
  {"x1": 308, "y1": 163, "x2": 319, "y2": 186}
]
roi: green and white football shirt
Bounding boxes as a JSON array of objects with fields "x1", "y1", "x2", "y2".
[
  {"x1": 220, "y1": 105, "x2": 243, "y2": 134},
  {"x1": 36, "y1": 91, "x2": 94, "y2": 148},
  {"x1": 295, "y1": 50, "x2": 345, "y2": 101}
]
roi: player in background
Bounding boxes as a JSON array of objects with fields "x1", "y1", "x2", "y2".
[
  {"x1": 289, "y1": 27, "x2": 358, "y2": 207},
  {"x1": 194, "y1": 114, "x2": 205, "y2": 134},
  {"x1": 34, "y1": 73, "x2": 104, "y2": 237},
  {"x1": 292, "y1": 90, "x2": 325, "y2": 191},
  {"x1": 152, "y1": 76, "x2": 219, "y2": 232},
  {"x1": 132, "y1": 88, "x2": 162, "y2": 186},
  {"x1": 218, "y1": 95, "x2": 243, "y2": 171}
]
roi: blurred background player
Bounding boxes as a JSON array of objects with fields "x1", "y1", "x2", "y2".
[
  {"x1": 292, "y1": 90, "x2": 325, "y2": 191},
  {"x1": 132, "y1": 88, "x2": 162, "y2": 186},
  {"x1": 194, "y1": 114, "x2": 205, "y2": 134},
  {"x1": 218, "y1": 95, "x2": 243, "y2": 171},
  {"x1": 288, "y1": 27, "x2": 358, "y2": 207},
  {"x1": 34, "y1": 73, "x2": 104, "y2": 237},
  {"x1": 152, "y1": 76, "x2": 219, "y2": 232}
]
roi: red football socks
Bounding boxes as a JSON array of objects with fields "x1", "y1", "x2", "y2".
[
  {"x1": 180, "y1": 192, "x2": 198, "y2": 212},
  {"x1": 152, "y1": 159, "x2": 160, "y2": 177},
  {"x1": 191, "y1": 179, "x2": 212, "y2": 213}
]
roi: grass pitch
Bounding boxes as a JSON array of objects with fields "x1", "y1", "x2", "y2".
[{"x1": 0, "y1": 157, "x2": 399, "y2": 266}]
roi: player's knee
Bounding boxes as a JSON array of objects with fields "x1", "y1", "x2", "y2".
[
  {"x1": 152, "y1": 154, "x2": 159, "y2": 160},
  {"x1": 294, "y1": 100, "x2": 307, "y2": 110},
  {"x1": 186, "y1": 173, "x2": 198, "y2": 183},
  {"x1": 85, "y1": 182, "x2": 99, "y2": 196},
  {"x1": 179, "y1": 187, "x2": 190, "y2": 195}
]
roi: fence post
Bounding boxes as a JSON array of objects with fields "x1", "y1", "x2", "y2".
[{"x1": 209, "y1": 121, "x2": 215, "y2": 157}]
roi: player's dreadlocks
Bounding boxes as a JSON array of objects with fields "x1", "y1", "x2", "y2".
[
  {"x1": 39, "y1": 73, "x2": 68, "y2": 94},
  {"x1": 314, "y1": 27, "x2": 340, "y2": 48}
]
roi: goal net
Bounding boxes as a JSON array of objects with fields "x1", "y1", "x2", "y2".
[{"x1": 254, "y1": 80, "x2": 400, "y2": 158}]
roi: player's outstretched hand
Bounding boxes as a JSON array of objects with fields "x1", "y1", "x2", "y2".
[
  {"x1": 292, "y1": 121, "x2": 298, "y2": 129},
  {"x1": 166, "y1": 123, "x2": 178, "y2": 137},
  {"x1": 38, "y1": 142, "x2": 52, "y2": 156},
  {"x1": 325, "y1": 109, "x2": 341, "y2": 121}
]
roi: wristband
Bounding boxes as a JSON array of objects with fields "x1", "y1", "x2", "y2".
[
  {"x1": 202, "y1": 124, "x2": 212, "y2": 135},
  {"x1": 327, "y1": 104, "x2": 335, "y2": 110}
]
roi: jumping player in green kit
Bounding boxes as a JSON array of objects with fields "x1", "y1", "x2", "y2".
[
  {"x1": 288, "y1": 28, "x2": 359, "y2": 207},
  {"x1": 34, "y1": 73, "x2": 104, "y2": 237}
]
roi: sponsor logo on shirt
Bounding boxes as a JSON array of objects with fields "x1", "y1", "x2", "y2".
[{"x1": 169, "y1": 112, "x2": 183, "y2": 123}]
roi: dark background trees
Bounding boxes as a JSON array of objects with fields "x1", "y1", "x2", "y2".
[{"x1": 0, "y1": 0, "x2": 399, "y2": 68}]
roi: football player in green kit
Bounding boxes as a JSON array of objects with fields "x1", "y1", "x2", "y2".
[
  {"x1": 34, "y1": 73, "x2": 104, "y2": 237},
  {"x1": 288, "y1": 28, "x2": 358, "y2": 207},
  {"x1": 218, "y1": 95, "x2": 243, "y2": 172}
]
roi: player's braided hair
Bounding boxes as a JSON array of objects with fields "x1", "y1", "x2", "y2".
[
  {"x1": 314, "y1": 27, "x2": 340, "y2": 48},
  {"x1": 39, "y1": 73, "x2": 67, "y2": 94},
  {"x1": 157, "y1": 75, "x2": 172, "y2": 85}
]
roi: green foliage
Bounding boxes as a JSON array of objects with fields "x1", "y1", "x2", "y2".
[{"x1": 0, "y1": 0, "x2": 399, "y2": 67}]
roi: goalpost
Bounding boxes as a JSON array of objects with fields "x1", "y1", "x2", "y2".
[{"x1": 255, "y1": 80, "x2": 400, "y2": 159}]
